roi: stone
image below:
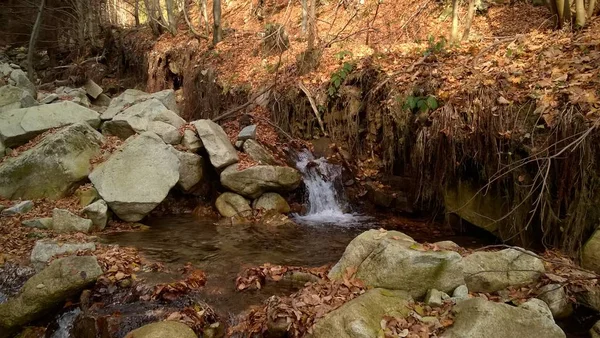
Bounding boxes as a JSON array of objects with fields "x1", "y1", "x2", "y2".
[
  {"x1": 215, "y1": 192, "x2": 252, "y2": 218},
  {"x1": 425, "y1": 289, "x2": 448, "y2": 307},
  {"x1": 0, "y1": 256, "x2": 102, "y2": 337},
  {"x1": 519, "y1": 298, "x2": 554, "y2": 321},
  {"x1": 66, "y1": 88, "x2": 91, "y2": 108},
  {"x1": 76, "y1": 187, "x2": 100, "y2": 207},
  {"x1": 452, "y1": 285, "x2": 469, "y2": 300},
  {"x1": 40, "y1": 93, "x2": 58, "y2": 104},
  {"x1": 193, "y1": 120, "x2": 238, "y2": 170},
  {"x1": 148, "y1": 121, "x2": 181, "y2": 144},
  {"x1": 591, "y1": 320, "x2": 600, "y2": 338},
  {"x1": 462, "y1": 248, "x2": 545, "y2": 293},
  {"x1": 0, "y1": 85, "x2": 36, "y2": 113},
  {"x1": 537, "y1": 284, "x2": 573, "y2": 319},
  {"x1": 253, "y1": 192, "x2": 290, "y2": 213},
  {"x1": 82, "y1": 200, "x2": 109, "y2": 231},
  {"x1": 440, "y1": 298, "x2": 565, "y2": 338},
  {"x1": 101, "y1": 89, "x2": 178, "y2": 121},
  {"x1": 172, "y1": 150, "x2": 204, "y2": 192},
  {"x1": 124, "y1": 321, "x2": 197, "y2": 338},
  {"x1": 9, "y1": 69, "x2": 36, "y2": 97},
  {"x1": 0, "y1": 63, "x2": 12, "y2": 76},
  {"x1": 0, "y1": 101, "x2": 101, "y2": 148},
  {"x1": 329, "y1": 230, "x2": 464, "y2": 298},
  {"x1": 582, "y1": 229, "x2": 600, "y2": 274},
  {"x1": 89, "y1": 132, "x2": 180, "y2": 222},
  {"x1": 366, "y1": 181, "x2": 395, "y2": 208},
  {"x1": 92, "y1": 93, "x2": 111, "y2": 107},
  {"x1": 52, "y1": 208, "x2": 93, "y2": 233},
  {"x1": 234, "y1": 140, "x2": 244, "y2": 149},
  {"x1": 182, "y1": 129, "x2": 203, "y2": 152},
  {"x1": 237, "y1": 124, "x2": 257, "y2": 141},
  {"x1": 30, "y1": 240, "x2": 96, "y2": 271},
  {"x1": 220, "y1": 164, "x2": 302, "y2": 199},
  {"x1": 243, "y1": 139, "x2": 277, "y2": 165},
  {"x1": 22, "y1": 217, "x2": 52, "y2": 229},
  {"x1": 1, "y1": 200, "x2": 34, "y2": 216},
  {"x1": 312, "y1": 289, "x2": 412, "y2": 338},
  {"x1": 83, "y1": 79, "x2": 103, "y2": 99},
  {"x1": 434, "y1": 240, "x2": 461, "y2": 251},
  {"x1": 0, "y1": 139, "x2": 4, "y2": 157},
  {"x1": 0, "y1": 123, "x2": 103, "y2": 200}
]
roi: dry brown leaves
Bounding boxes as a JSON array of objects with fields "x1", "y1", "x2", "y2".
[
  {"x1": 94, "y1": 245, "x2": 143, "y2": 287},
  {"x1": 383, "y1": 301, "x2": 455, "y2": 338},
  {"x1": 90, "y1": 135, "x2": 124, "y2": 168},
  {"x1": 0, "y1": 128, "x2": 58, "y2": 164},
  {"x1": 236, "y1": 263, "x2": 329, "y2": 291},
  {"x1": 150, "y1": 264, "x2": 207, "y2": 301}
]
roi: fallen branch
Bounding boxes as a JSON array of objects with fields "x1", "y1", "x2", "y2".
[
  {"x1": 298, "y1": 81, "x2": 327, "y2": 136},
  {"x1": 183, "y1": 0, "x2": 208, "y2": 40},
  {"x1": 213, "y1": 84, "x2": 275, "y2": 122}
]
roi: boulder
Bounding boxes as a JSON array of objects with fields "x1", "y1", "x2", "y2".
[
  {"x1": 253, "y1": 192, "x2": 290, "y2": 213},
  {"x1": 76, "y1": 187, "x2": 100, "y2": 207},
  {"x1": 243, "y1": 139, "x2": 277, "y2": 165},
  {"x1": 40, "y1": 93, "x2": 58, "y2": 104},
  {"x1": 0, "y1": 101, "x2": 100, "y2": 147},
  {"x1": 101, "y1": 89, "x2": 178, "y2": 121},
  {"x1": 537, "y1": 284, "x2": 573, "y2": 319},
  {"x1": 582, "y1": 229, "x2": 600, "y2": 273},
  {"x1": 92, "y1": 93, "x2": 111, "y2": 107},
  {"x1": 22, "y1": 217, "x2": 52, "y2": 229},
  {"x1": 82, "y1": 200, "x2": 109, "y2": 231},
  {"x1": 452, "y1": 285, "x2": 469, "y2": 300},
  {"x1": 329, "y1": 230, "x2": 464, "y2": 298},
  {"x1": 0, "y1": 123, "x2": 103, "y2": 200},
  {"x1": 30, "y1": 240, "x2": 96, "y2": 271},
  {"x1": 89, "y1": 132, "x2": 180, "y2": 222},
  {"x1": 220, "y1": 164, "x2": 301, "y2": 199},
  {"x1": 83, "y1": 79, "x2": 103, "y2": 99},
  {"x1": 1, "y1": 200, "x2": 34, "y2": 215},
  {"x1": 193, "y1": 120, "x2": 238, "y2": 170},
  {"x1": 0, "y1": 63, "x2": 12, "y2": 76},
  {"x1": 172, "y1": 150, "x2": 204, "y2": 192},
  {"x1": 0, "y1": 256, "x2": 102, "y2": 337},
  {"x1": 0, "y1": 85, "x2": 36, "y2": 113},
  {"x1": 425, "y1": 289, "x2": 449, "y2": 306},
  {"x1": 462, "y1": 248, "x2": 545, "y2": 293},
  {"x1": 440, "y1": 298, "x2": 565, "y2": 338},
  {"x1": 63, "y1": 88, "x2": 91, "y2": 107},
  {"x1": 519, "y1": 298, "x2": 553, "y2": 320},
  {"x1": 125, "y1": 321, "x2": 197, "y2": 338},
  {"x1": 182, "y1": 129, "x2": 203, "y2": 152},
  {"x1": 9, "y1": 69, "x2": 36, "y2": 97},
  {"x1": 312, "y1": 289, "x2": 412, "y2": 338},
  {"x1": 0, "y1": 139, "x2": 4, "y2": 157},
  {"x1": 237, "y1": 124, "x2": 256, "y2": 141},
  {"x1": 216, "y1": 192, "x2": 252, "y2": 218},
  {"x1": 148, "y1": 121, "x2": 181, "y2": 144},
  {"x1": 52, "y1": 208, "x2": 93, "y2": 233}
]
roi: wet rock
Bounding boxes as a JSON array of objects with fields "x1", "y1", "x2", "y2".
[
  {"x1": 22, "y1": 217, "x2": 52, "y2": 229},
  {"x1": 215, "y1": 192, "x2": 252, "y2": 218},
  {"x1": 329, "y1": 230, "x2": 464, "y2": 298},
  {"x1": 182, "y1": 129, "x2": 203, "y2": 152},
  {"x1": 148, "y1": 121, "x2": 182, "y2": 144},
  {"x1": 0, "y1": 123, "x2": 103, "y2": 200},
  {"x1": 125, "y1": 321, "x2": 197, "y2": 338},
  {"x1": 582, "y1": 229, "x2": 600, "y2": 274},
  {"x1": 221, "y1": 164, "x2": 301, "y2": 199},
  {"x1": 237, "y1": 124, "x2": 256, "y2": 141},
  {"x1": 101, "y1": 89, "x2": 178, "y2": 121},
  {"x1": 519, "y1": 298, "x2": 553, "y2": 320},
  {"x1": 9, "y1": 69, "x2": 36, "y2": 97},
  {"x1": 52, "y1": 208, "x2": 93, "y2": 233},
  {"x1": 172, "y1": 150, "x2": 204, "y2": 192},
  {"x1": 82, "y1": 200, "x2": 109, "y2": 231},
  {"x1": 39, "y1": 93, "x2": 58, "y2": 104},
  {"x1": 462, "y1": 248, "x2": 545, "y2": 293},
  {"x1": 537, "y1": 284, "x2": 573, "y2": 319},
  {"x1": 193, "y1": 119, "x2": 238, "y2": 170},
  {"x1": 253, "y1": 192, "x2": 290, "y2": 213},
  {"x1": 89, "y1": 132, "x2": 180, "y2": 222},
  {"x1": 243, "y1": 139, "x2": 277, "y2": 165},
  {"x1": 312, "y1": 289, "x2": 412, "y2": 338},
  {"x1": 1, "y1": 200, "x2": 34, "y2": 215},
  {"x1": 76, "y1": 187, "x2": 99, "y2": 207},
  {"x1": 0, "y1": 85, "x2": 36, "y2": 113},
  {"x1": 83, "y1": 79, "x2": 103, "y2": 99},
  {"x1": 441, "y1": 298, "x2": 565, "y2": 338},
  {"x1": 0, "y1": 256, "x2": 102, "y2": 337},
  {"x1": 30, "y1": 240, "x2": 96, "y2": 271},
  {"x1": 0, "y1": 101, "x2": 100, "y2": 147}
]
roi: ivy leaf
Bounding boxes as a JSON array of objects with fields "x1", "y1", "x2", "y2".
[
  {"x1": 417, "y1": 100, "x2": 429, "y2": 112},
  {"x1": 406, "y1": 96, "x2": 417, "y2": 110},
  {"x1": 426, "y1": 96, "x2": 439, "y2": 110}
]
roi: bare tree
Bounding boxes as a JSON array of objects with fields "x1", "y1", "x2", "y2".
[
  {"x1": 301, "y1": 0, "x2": 308, "y2": 34},
  {"x1": 575, "y1": 0, "x2": 587, "y2": 26},
  {"x1": 307, "y1": 0, "x2": 316, "y2": 50},
  {"x1": 451, "y1": 0, "x2": 460, "y2": 42},
  {"x1": 462, "y1": 0, "x2": 476, "y2": 41},
  {"x1": 166, "y1": 0, "x2": 178, "y2": 34},
  {"x1": 134, "y1": 0, "x2": 140, "y2": 26},
  {"x1": 213, "y1": 0, "x2": 223, "y2": 44},
  {"x1": 199, "y1": 0, "x2": 209, "y2": 36},
  {"x1": 27, "y1": 0, "x2": 46, "y2": 82},
  {"x1": 588, "y1": 0, "x2": 597, "y2": 17}
]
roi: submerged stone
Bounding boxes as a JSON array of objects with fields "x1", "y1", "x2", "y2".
[{"x1": 124, "y1": 321, "x2": 197, "y2": 338}]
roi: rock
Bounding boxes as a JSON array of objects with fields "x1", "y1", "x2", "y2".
[
  {"x1": 52, "y1": 208, "x2": 93, "y2": 233},
  {"x1": 92, "y1": 93, "x2": 111, "y2": 107},
  {"x1": 440, "y1": 298, "x2": 565, "y2": 338},
  {"x1": 30, "y1": 240, "x2": 96, "y2": 271},
  {"x1": 425, "y1": 289, "x2": 448, "y2": 307},
  {"x1": 312, "y1": 289, "x2": 412, "y2": 338},
  {"x1": 253, "y1": 192, "x2": 290, "y2": 213},
  {"x1": 220, "y1": 164, "x2": 302, "y2": 199},
  {"x1": 193, "y1": 120, "x2": 238, "y2": 170},
  {"x1": 591, "y1": 320, "x2": 600, "y2": 338},
  {"x1": 66, "y1": 88, "x2": 91, "y2": 108},
  {"x1": 148, "y1": 121, "x2": 181, "y2": 144},
  {"x1": 0, "y1": 256, "x2": 102, "y2": 337},
  {"x1": 462, "y1": 248, "x2": 545, "y2": 293},
  {"x1": 0, "y1": 85, "x2": 36, "y2": 113},
  {"x1": 0, "y1": 101, "x2": 100, "y2": 147},
  {"x1": 0, "y1": 123, "x2": 103, "y2": 200},
  {"x1": 182, "y1": 129, "x2": 203, "y2": 152},
  {"x1": 452, "y1": 285, "x2": 469, "y2": 300},
  {"x1": 1, "y1": 200, "x2": 34, "y2": 215},
  {"x1": 0, "y1": 139, "x2": 4, "y2": 157},
  {"x1": 89, "y1": 132, "x2": 180, "y2": 222},
  {"x1": 582, "y1": 229, "x2": 600, "y2": 273},
  {"x1": 238, "y1": 124, "x2": 257, "y2": 141},
  {"x1": 329, "y1": 230, "x2": 464, "y2": 298},
  {"x1": 22, "y1": 217, "x2": 52, "y2": 229},
  {"x1": 0, "y1": 63, "x2": 12, "y2": 76},
  {"x1": 366, "y1": 181, "x2": 395, "y2": 208},
  {"x1": 40, "y1": 93, "x2": 58, "y2": 104},
  {"x1": 519, "y1": 298, "x2": 554, "y2": 321},
  {"x1": 171, "y1": 149, "x2": 204, "y2": 192},
  {"x1": 234, "y1": 140, "x2": 244, "y2": 149},
  {"x1": 215, "y1": 192, "x2": 252, "y2": 218},
  {"x1": 434, "y1": 240, "x2": 461, "y2": 251},
  {"x1": 537, "y1": 284, "x2": 573, "y2": 319},
  {"x1": 9, "y1": 69, "x2": 36, "y2": 97},
  {"x1": 101, "y1": 89, "x2": 178, "y2": 121},
  {"x1": 243, "y1": 139, "x2": 277, "y2": 165},
  {"x1": 124, "y1": 321, "x2": 197, "y2": 338},
  {"x1": 82, "y1": 200, "x2": 109, "y2": 231},
  {"x1": 76, "y1": 187, "x2": 99, "y2": 207},
  {"x1": 83, "y1": 79, "x2": 103, "y2": 99}
]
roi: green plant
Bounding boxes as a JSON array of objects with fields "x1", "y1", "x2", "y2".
[
  {"x1": 334, "y1": 50, "x2": 353, "y2": 61},
  {"x1": 328, "y1": 62, "x2": 354, "y2": 97},
  {"x1": 401, "y1": 95, "x2": 439, "y2": 113},
  {"x1": 423, "y1": 36, "x2": 447, "y2": 56}
]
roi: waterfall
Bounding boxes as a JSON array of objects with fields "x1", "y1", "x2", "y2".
[{"x1": 50, "y1": 308, "x2": 81, "y2": 338}]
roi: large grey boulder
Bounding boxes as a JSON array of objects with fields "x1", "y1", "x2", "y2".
[
  {"x1": 148, "y1": 121, "x2": 182, "y2": 144},
  {"x1": 52, "y1": 208, "x2": 93, "y2": 233},
  {"x1": 89, "y1": 132, "x2": 179, "y2": 222},
  {"x1": 537, "y1": 284, "x2": 573, "y2": 319},
  {"x1": 0, "y1": 101, "x2": 100, "y2": 147},
  {"x1": 182, "y1": 129, "x2": 203, "y2": 152},
  {"x1": 0, "y1": 123, "x2": 103, "y2": 200},
  {"x1": 9, "y1": 69, "x2": 36, "y2": 97},
  {"x1": 216, "y1": 192, "x2": 252, "y2": 218},
  {"x1": 101, "y1": 89, "x2": 178, "y2": 121},
  {"x1": 220, "y1": 164, "x2": 301, "y2": 199},
  {"x1": 30, "y1": 240, "x2": 96, "y2": 271},
  {"x1": 253, "y1": 192, "x2": 290, "y2": 213},
  {"x1": 125, "y1": 321, "x2": 197, "y2": 338},
  {"x1": 172, "y1": 149, "x2": 204, "y2": 192},
  {"x1": 0, "y1": 256, "x2": 102, "y2": 337},
  {"x1": 312, "y1": 289, "x2": 412, "y2": 338},
  {"x1": 440, "y1": 298, "x2": 565, "y2": 338},
  {"x1": 82, "y1": 199, "x2": 109, "y2": 231},
  {"x1": 329, "y1": 230, "x2": 464, "y2": 298},
  {"x1": 462, "y1": 248, "x2": 545, "y2": 293},
  {"x1": 193, "y1": 119, "x2": 238, "y2": 170},
  {"x1": 0, "y1": 85, "x2": 36, "y2": 113},
  {"x1": 243, "y1": 139, "x2": 277, "y2": 165}
]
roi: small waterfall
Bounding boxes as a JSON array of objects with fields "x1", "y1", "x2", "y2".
[{"x1": 50, "y1": 308, "x2": 81, "y2": 338}]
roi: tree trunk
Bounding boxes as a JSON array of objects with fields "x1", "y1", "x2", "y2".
[
  {"x1": 213, "y1": 0, "x2": 223, "y2": 44},
  {"x1": 27, "y1": 0, "x2": 45, "y2": 83},
  {"x1": 462, "y1": 0, "x2": 476, "y2": 41},
  {"x1": 575, "y1": 0, "x2": 587, "y2": 26},
  {"x1": 307, "y1": 0, "x2": 316, "y2": 50},
  {"x1": 301, "y1": 0, "x2": 308, "y2": 35},
  {"x1": 144, "y1": 0, "x2": 162, "y2": 35},
  {"x1": 451, "y1": 0, "x2": 460, "y2": 42},
  {"x1": 588, "y1": 0, "x2": 597, "y2": 17},
  {"x1": 166, "y1": 0, "x2": 177, "y2": 34},
  {"x1": 562, "y1": 0, "x2": 572, "y2": 26},
  {"x1": 199, "y1": 0, "x2": 209, "y2": 36},
  {"x1": 134, "y1": 0, "x2": 140, "y2": 26}
]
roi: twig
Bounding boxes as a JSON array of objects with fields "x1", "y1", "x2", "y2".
[
  {"x1": 249, "y1": 114, "x2": 294, "y2": 141},
  {"x1": 298, "y1": 81, "x2": 327, "y2": 136},
  {"x1": 213, "y1": 84, "x2": 275, "y2": 122},
  {"x1": 183, "y1": 0, "x2": 208, "y2": 40}
]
